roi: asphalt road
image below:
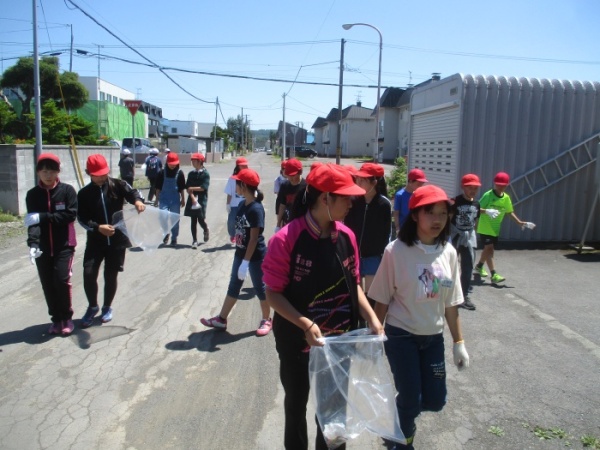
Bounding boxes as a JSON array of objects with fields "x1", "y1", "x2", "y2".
[{"x1": 0, "y1": 153, "x2": 598, "y2": 450}]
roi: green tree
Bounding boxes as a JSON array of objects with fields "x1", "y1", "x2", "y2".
[
  {"x1": 386, "y1": 157, "x2": 408, "y2": 200},
  {"x1": 37, "y1": 100, "x2": 97, "y2": 145},
  {"x1": 226, "y1": 115, "x2": 250, "y2": 149},
  {"x1": 0, "y1": 56, "x2": 88, "y2": 117},
  {"x1": 0, "y1": 100, "x2": 18, "y2": 143}
]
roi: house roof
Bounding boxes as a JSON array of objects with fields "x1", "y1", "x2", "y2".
[
  {"x1": 380, "y1": 87, "x2": 405, "y2": 108},
  {"x1": 311, "y1": 117, "x2": 327, "y2": 129},
  {"x1": 324, "y1": 105, "x2": 374, "y2": 122}
]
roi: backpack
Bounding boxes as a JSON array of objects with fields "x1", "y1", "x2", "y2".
[{"x1": 145, "y1": 156, "x2": 161, "y2": 178}]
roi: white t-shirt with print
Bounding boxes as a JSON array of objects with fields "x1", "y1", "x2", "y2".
[{"x1": 369, "y1": 239, "x2": 463, "y2": 335}]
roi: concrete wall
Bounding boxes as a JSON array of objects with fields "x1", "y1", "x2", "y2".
[{"x1": 0, "y1": 145, "x2": 121, "y2": 216}]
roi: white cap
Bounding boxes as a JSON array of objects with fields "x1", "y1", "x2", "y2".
[
  {"x1": 122, "y1": 148, "x2": 131, "y2": 155},
  {"x1": 164, "y1": 148, "x2": 171, "y2": 153}
]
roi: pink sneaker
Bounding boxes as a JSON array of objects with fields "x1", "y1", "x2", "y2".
[
  {"x1": 48, "y1": 322, "x2": 61, "y2": 335},
  {"x1": 200, "y1": 315, "x2": 227, "y2": 330},
  {"x1": 61, "y1": 320, "x2": 75, "y2": 336},
  {"x1": 256, "y1": 318, "x2": 272, "y2": 336}
]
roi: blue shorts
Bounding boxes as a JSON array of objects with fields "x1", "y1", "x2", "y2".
[{"x1": 360, "y1": 256, "x2": 382, "y2": 276}]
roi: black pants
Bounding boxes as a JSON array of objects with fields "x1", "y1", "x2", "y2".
[
  {"x1": 455, "y1": 244, "x2": 474, "y2": 295},
  {"x1": 35, "y1": 247, "x2": 75, "y2": 322},
  {"x1": 190, "y1": 216, "x2": 208, "y2": 242},
  {"x1": 147, "y1": 177, "x2": 157, "y2": 202},
  {"x1": 278, "y1": 347, "x2": 346, "y2": 450},
  {"x1": 83, "y1": 242, "x2": 126, "y2": 309}
]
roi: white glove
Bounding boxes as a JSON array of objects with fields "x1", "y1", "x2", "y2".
[
  {"x1": 226, "y1": 204, "x2": 231, "y2": 214},
  {"x1": 237, "y1": 260, "x2": 249, "y2": 281},
  {"x1": 485, "y1": 209, "x2": 500, "y2": 219},
  {"x1": 274, "y1": 226, "x2": 281, "y2": 233},
  {"x1": 453, "y1": 342, "x2": 469, "y2": 370},
  {"x1": 521, "y1": 222, "x2": 536, "y2": 230},
  {"x1": 24, "y1": 213, "x2": 40, "y2": 227},
  {"x1": 29, "y1": 247, "x2": 42, "y2": 265}
]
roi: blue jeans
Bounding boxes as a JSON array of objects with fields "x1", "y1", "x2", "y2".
[
  {"x1": 227, "y1": 254, "x2": 266, "y2": 300},
  {"x1": 159, "y1": 198, "x2": 181, "y2": 240},
  {"x1": 384, "y1": 324, "x2": 447, "y2": 446},
  {"x1": 227, "y1": 206, "x2": 239, "y2": 239}
]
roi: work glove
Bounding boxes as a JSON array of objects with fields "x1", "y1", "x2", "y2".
[
  {"x1": 453, "y1": 341, "x2": 470, "y2": 370},
  {"x1": 485, "y1": 209, "x2": 500, "y2": 219},
  {"x1": 237, "y1": 260, "x2": 249, "y2": 281},
  {"x1": 521, "y1": 222, "x2": 536, "y2": 230},
  {"x1": 226, "y1": 204, "x2": 231, "y2": 214},
  {"x1": 274, "y1": 226, "x2": 281, "y2": 234},
  {"x1": 29, "y1": 247, "x2": 42, "y2": 265},
  {"x1": 24, "y1": 213, "x2": 40, "y2": 227}
]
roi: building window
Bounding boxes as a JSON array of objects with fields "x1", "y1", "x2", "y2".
[
  {"x1": 99, "y1": 92, "x2": 105, "y2": 101},
  {"x1": 106, "y1": 94, "x2": 112, "y2": 103},
  {"x1": 171, "y1": 128, "x2": 178, "y2": 133}
]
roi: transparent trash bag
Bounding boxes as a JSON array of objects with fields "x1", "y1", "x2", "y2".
[
  {"x1": 309, "y1": 328, "x2": 405, "y2": 449},
  {"x1": 113, "y1": 206, "x2": 180, "y2": 253}
]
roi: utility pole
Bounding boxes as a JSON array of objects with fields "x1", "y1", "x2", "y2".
[
  {"x1": 282, "y1": 93, "x2": 286, "y2": 160},
  {"x1": 241, "y1": 107, "x2": 244, "y2": 152},
  {"x1": 32, "y1": 0, "x2": 43, "y2": 160},
  {"x1": 336, "y1": 39, "x2": 345, "y2": 165},
  {"x1": 212, "y1": 97, "x2": 218, "y2": 158},
  {"x1": 245, "y1": 114, "x2": 249, "y2": 149},
  {"x1": 69, "y1": 24, "x2": 73, "y2": 72}
]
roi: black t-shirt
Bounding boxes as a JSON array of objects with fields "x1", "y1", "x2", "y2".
[
  {"x1": 276, "y1": 179, "x2": 307, "y2": 225},
  {"x1": 234, "y1": 200, "x2": 266, "y2": 261},
  {"x1": 451, "y1": 195, "x2": 480, "y2": 231}
]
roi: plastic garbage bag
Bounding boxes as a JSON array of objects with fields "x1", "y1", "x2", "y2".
[
  {"x1": 113, "y1": 206, "x2": 180, "y2": 253},
  {"x1": 309, "y1": 329, "x2": 405, "y2": 449}
]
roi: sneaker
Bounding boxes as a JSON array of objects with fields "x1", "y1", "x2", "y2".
[
  {"x1": 191, "y1": 202, "x2": 201, "y2": 210},
  {"x1": 48, "y1": 322, "x2": 61, "y2": 335},
  {"x1": 170, "y1": 239, "x2": 178, "y2": 246},
  {"x1": 459, "y1": 298, "x2": 476, "y2": 311},
  {"x1": 61, "y1": 319, "x2": 75, "y2": 335},
  {"x1": 191, "y1": 241, "x2": 198, "y2": 249},
  {"x1": 200, "y1": 315, "x2": 227, "y2": 330},
  {"x1": 491, "y1": 273, "x2": 506, "y2": 283},
  {"x1": 256, "y1": 318, "x2": 273, "y2": 336},
  {"x1": 81, "y1": 306, "x2": 99, "y2": 328},
  {"x1": 474, "y1": 266, "x2": 489, "y2": 277},
  {"x1": 230, "y1": 236, "x2": 235, "y2": 244},
  {"x1": 101, "y1": 306, "x2": 113, "y2": 323},
  {"x1": 203, "y1": 228, "x2": 210, "y2": 242},
  {"x1": 163, "y1": 234, "x2": 170, "y2": 245}
]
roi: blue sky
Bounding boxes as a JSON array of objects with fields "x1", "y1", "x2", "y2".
[{"x1": 2, "y1": 0, "x2": 599, "y2": 133}]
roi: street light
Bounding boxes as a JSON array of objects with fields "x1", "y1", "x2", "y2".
[{"x1": 342, "y1": 23, "x2": 382, "y2": 162}]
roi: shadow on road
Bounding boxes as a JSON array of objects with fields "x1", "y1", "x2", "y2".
[
  {"x1": 563, "y1": 252, "x2": 600, "y2": 263},
  {"x1": 72, "y1": 325, "x2": 136, "y2": 349},
  {"x1": 0, "y1": 323, "x2": 56, "y2": 347},
  {"x1": 202, "y1": 244, "x2": 234, "y2": 253},
  {"x1": 165, "y1": 329, "x2": 256, "y2": 353}
]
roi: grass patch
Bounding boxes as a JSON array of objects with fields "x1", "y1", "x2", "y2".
[
  {"x1": 0, "y1": 209, "x2": 19, "y2": 223},
  {"x1": 488, "y1": 426, "x2": 504, "y2": 437},
  {"x1": 581, "y1": 435, "x2": 600, "y2": 448}
]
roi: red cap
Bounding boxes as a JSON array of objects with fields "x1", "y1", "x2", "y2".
[
  {"x1": 343, "y1": 164, "x2": 359, "y2": 175},
  {"x1": 493, "y1": 171, "x2": 510, "y2": 186},
  {"x1": 86, "y1": 154, "x2": 110, "y2": 176},
  {"x1": 284, "y1": 158, "x2": 303, "y2": 176},
  {"x1": 38, "y1": 153, "x2": 60, "y2": 165},
  {"x1": 306, "y1": 164, "x2": 366, "y2": 196},
  {"x1": 409, "y1": 185, "x2": 452, "y2": 210},
  {"x1": 235, "y1": 157, "x2": 248, "y2": 166},
  {"x1": 191, "y1": 153, "x2": 205, "y2": 162},
  {"x1": 461, "y1": 173, "x2": 481, "y2": 186},
  {"x1": 408, "y1": 168, "x2": 428, "y2": 182},
  {"x1": 356, "y1": 162, "x2": 384, "y2": 178},
  {"x1": 232, "y1": 168, "x2": 260, "y2": 188},
  {"x1": 166, "y1": 152, "x2": 180, "y2": 165}
]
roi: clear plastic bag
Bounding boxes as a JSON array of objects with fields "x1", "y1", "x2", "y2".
[
  {"x1": 113, "y1": 206, "x2": 180, "y2": 253},
  {"x1": 309, "y1": 328, "x2": 406, "y2": 448}
]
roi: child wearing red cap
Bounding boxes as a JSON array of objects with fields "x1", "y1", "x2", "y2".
[
  {"x1": 224, "y1": 158, "x2": 248, "y2": 244},
  {"x1": 450, "y1": 174, "x2": 482, "y2": 311},
  {"x1": 369, "y1": 184, "x2": 469, "y2": 450},
  {"x1": 25, "y1": 153, "x2": 78, "y2": 336},
  {"x1": 155, "y1": 152, "x2": 186, "y2": 246},
  {"x1": 77, "y1": 154, "x2": 145, "y2": 328},
  {"x1": 263, "y1": 163, "x2": 383, "y2": 450},
  {"x1": 393, "y1": 168, "x2": 428, "y2": 233},
  {"x1": 184, "y1": 153, "x2": 210, "y2": 249},
  {"x1": 200, "y1": 168, "x2": 272, "y2": 336},
  {"x1": 474, "y1": 172, "x2": 535, "y2": 284},
  {"x1": 275, "y1": 158, "x2": 306, "y2": 231},
  {"x1": 344, "y1": 162, "x2": 392, "y2": 294}
]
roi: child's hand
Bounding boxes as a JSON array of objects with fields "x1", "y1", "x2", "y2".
[
  {"x1": 453, "y1": 341, "x2": 470, "y2": 370},
  {"x1": 485, "y1": 209, "x2": 500, "y2": 219},
  {"x1": 521, "y1": 222, "x2": 536, "y2": 230}
]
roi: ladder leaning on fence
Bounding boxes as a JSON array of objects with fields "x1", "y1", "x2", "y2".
[{"x1": 509, "y1": 131, "x2": 600, "y2": 207}]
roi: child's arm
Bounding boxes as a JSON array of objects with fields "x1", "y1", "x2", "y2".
[
  {"x1": 374, "y1": 302, "x2": 388, "y2": 326},
  {"x1": 508, "y1": 212, "x2": 525, "y2": 227},
  {"x1": 357, "y1": 286, "x2": 384, "y2": 335}
]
